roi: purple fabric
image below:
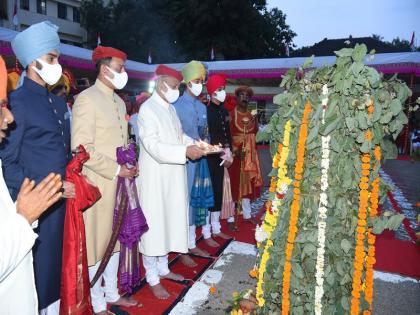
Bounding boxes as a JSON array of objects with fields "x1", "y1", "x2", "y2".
[{"x1": 113, "y1": 143, "x2": 148, "y2": 293}]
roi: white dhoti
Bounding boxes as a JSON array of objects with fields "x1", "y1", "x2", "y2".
[
  {"x1": 88, "y1": 253, "x2": 120, "y2": 313},
  {"x1": 142, "y1": 255, "x2": 170, "y2": 286},
  {"x1": 189, "y1": 225, "x2": 197, "y2": 249},
  {"x1": 202, "y1": 211, "x2": 222, "y2": 239}
]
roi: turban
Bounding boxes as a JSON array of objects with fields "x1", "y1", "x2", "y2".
[
  {"x1": 0, "y1": 56, "x2": 7, "y2": 101},
  {"x1": 182, "y1": 60, "x2": 206, "y2": 83},
  {"x1": 11, "y1": 21, "x2": 60, "y2": 68},
  {"x1": 155, "y1": 64, "x2": 183, "y2": 82},
  {"x1": 92, "y1": 46, "x2": 127, "y2": 64},
  {"x1": 235, "y1": 85, "x2": 254, "y2": 97},
  {"x1": 206, "y1": 74, "x2": 226, "y2": 95}
]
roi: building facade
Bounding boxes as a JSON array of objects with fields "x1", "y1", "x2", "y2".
[{"x1": 0, "y1": 0, "x2": 87, "y2": 46}]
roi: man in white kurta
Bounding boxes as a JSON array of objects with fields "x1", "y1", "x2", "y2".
[{"x1": 137, "y1": 65, "x2": 205, "y2": 299}]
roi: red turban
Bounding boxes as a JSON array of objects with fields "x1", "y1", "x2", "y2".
[
  {"x1": 155, "y1": 64, "x2": 183, "y2": 82},
  {"x1": 92, "y1": 46, "x2": 127, "y2": 64},
  {"x1": 207, "y1": 74, "x2": 226, "y2": 95}
]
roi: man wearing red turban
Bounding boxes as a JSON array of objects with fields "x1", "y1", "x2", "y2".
[
  {"x1": 203, "y1": 74, "x2": 234, "y2": 242},
  {"x1": 71, "y1": 46, "x2": 138, "y2": 313},
  {"x1": 136, "y1": 64, "x2": 205, "y2": 299}
]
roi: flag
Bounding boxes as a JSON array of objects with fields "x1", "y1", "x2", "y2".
[
  {"x1": 147, "y1": 51, "x2": 152, "y2": 64},
  {"x1": 285, "y1": 44, "x2": 290, "y2": 57},
  {"x1": 410, "y1": 31, "x2": 416, "y2": 51},
  {"x1": 97, "y1": 34, "x2": 101, "y2": 46},
  {"x1": 210, "y1": 47, "x2": 215, "y2": 61},
  {"x1": 12, "y1": 2, "x2": 19, "y2": 26}
]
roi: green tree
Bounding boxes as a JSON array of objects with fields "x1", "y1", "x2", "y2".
[{"x1": 80, "y1": 0, "x2": 296, "y2": 63}]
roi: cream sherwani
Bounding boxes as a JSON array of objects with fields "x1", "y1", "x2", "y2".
[
  {"x1": 0, "y1": 160, "x2": 38, "y2": 314},
  {"x1": 137, "y1": 93, "x2": 193, "y2": 258},
  {"x1": 71, "y1": 79, "x2": 128, "y2": 265}
]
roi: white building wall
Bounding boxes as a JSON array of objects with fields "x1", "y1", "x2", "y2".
[{"x1": 1, "y1": 0, "x2": 86, "y2": 45}]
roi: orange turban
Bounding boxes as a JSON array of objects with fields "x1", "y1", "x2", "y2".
[{"x1": 0, "y1": 56, "x2": 7, "y2": 102}]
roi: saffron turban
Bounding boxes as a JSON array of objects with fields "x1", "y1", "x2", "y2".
[
  {"x1": 182, "y1": 60, "x2": 206, "y2": 83},
  {"x1": 92, "y1": 46, "x2": 127, "y2": 64},
  {"x1": 11, "y1": 21, "x2": 60, "y2": 68},
  {"x1": 0, "y1": 56, "x2": 6, "y2": 101},
  {"x1": 235, "y1": 85, "x2": 254, "y2": 97},
  {"x1": 155, "y1": 64, "x2": 183, "y2": 81},
  {"x1": 206, "y1": 74, "x2": 226, "y2": 95}
]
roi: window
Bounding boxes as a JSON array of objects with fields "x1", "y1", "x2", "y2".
[
  {"x1": 73, "y1": 7, "x2": 80, "y2": 23},
  {"x1": 20, "y1": 0, "x2": 29, "y2": 11},
  {"x1": 37, "y1": 0, "x2": 47, "y2": 15},
  {"x1": 57, "y1": 2, "x2": 67, "y2": 19}
]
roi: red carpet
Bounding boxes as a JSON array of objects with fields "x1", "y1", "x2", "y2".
[
  {"x1": 112, "y1": 215, "x2": 259, "y2": 314},
  {"x1": 169, "y1": 254, "x2": 215, "y2": 282},
  {"x1": 375, "y1": 231, "x2": 420, "y2": 278},
  {"x1": 396, "y1": 155, "x2": 411, "y2": 160},
  {"x1": 118, "y1": 279, "x2": 189, "y2": 315}
]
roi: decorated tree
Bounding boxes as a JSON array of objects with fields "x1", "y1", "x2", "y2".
[{"x1": 254, "y1": 44, "x2": 409, "y2": 314}]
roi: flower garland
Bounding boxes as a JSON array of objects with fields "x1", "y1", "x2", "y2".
[
  {"x1": 281, "y1": 102, "x2": 312, "y2": 315},
  {"x1": 314, "y1": 85, "x2": 331, "y2": 315},
  {"x1": 364, "y1": 146, "x2": 381, "y2": 314},
  {"x1": 350, "y1": 152, "x2": 371, "y2": 315},
  {"x1": 255, "y1": 120, "x2": 292, "y2": 307}
]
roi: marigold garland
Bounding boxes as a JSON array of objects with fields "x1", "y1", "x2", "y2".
[
  {"x1": 350, "y1": 152, "x2": 371, "y2": 315},
  {"x1": 281, "y1": 102, "x2": 312, "y2": 315},
  {"x1": 255, "y1": 120, "x2": 292, "y2": 307},
  {"x1": 364, "y1": 146, "x2": 381, "y2": 314}
]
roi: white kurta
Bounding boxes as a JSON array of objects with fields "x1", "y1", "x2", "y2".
[
  {"x1": 137, "y1": 93, "x2": 193, "y2": 257},
  {"x1": 0, "y1": 160, "x2": 38, "y2": 314}
]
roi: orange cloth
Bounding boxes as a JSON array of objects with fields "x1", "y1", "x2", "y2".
[
  {"x1": 229, "y1": 108, "x2": 263, "y2": 201},
  {"x1": 0, "y1": 56, "x2": 7, "y2": 101}
]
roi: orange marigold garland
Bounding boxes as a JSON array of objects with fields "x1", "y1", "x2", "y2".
[
  {"x1": 281, "y1": 101, "x2": 312, "y2": 315},
  {"x1": 350, "y1": 152, "x2": 371, "y2": 315},
  {"x1": 364, "y1": 146, "x2": 381, "y2": 314}
]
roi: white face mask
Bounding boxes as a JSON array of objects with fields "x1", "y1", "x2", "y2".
[
  {"x1": 105, "y1": 66, "x2": 128, "y2": 90},
  {"x1": 188, "y1": 82, "x2": 203, "y2": 97},
  {"x1": 162, "y1": 82, "x2": 180, "y2": 103},
  {"x1": 214, "y1": 90, "x2": 226, "y2": 102},
  {"x1": 32, "y1": 59, "x2": 62, "y2": 86}
]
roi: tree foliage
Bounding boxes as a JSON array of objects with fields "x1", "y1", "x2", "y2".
[
  {"x1": 80, "y1": 0, "x2": 296, "y2": 63},
  {"x1": 256, "y1": 44, "x2": 409, "y2": 313}
]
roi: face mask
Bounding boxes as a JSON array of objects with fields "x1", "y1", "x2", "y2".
[
  {"x1": 162, "y1": 82, "x2": 180, "y2": 103},
  {"x1": 32, "y1": 59, "x2": 62, "y2": 86},
  {"x1": 105, "y1": 66, "x2": 128, "y2": 90},
  {"x1": 214, "y1": 90, "x2": 226, "y2": 102},
  {"x1": 188, "y1": 82, "x2": 203, "y2": 97}
]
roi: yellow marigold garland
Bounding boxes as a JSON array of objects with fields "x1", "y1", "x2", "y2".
[
  {"x1": 363, "y1": 146, "x2": 381, "y2": 314},
  {"x1": 281, "y1": 102, "x2": 312, "y2": 315},
  {"x1": 350, "y1": 152, "x2": 371, "y2": 315},
  {"x1": 255, "y1": 120, "x2": 292, "y2": 307}
]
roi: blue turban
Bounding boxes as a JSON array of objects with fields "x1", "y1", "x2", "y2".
[{"x1": 11, "y1": 21, "x2": 60, "y2": 68}]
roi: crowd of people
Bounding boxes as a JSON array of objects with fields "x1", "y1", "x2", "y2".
[{"x1": 0, "y1": 21, "x2": 263, "y2": 315}]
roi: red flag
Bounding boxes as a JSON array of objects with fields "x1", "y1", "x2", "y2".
[
  {"x1": 410, "y1": 31, "x2": 416, "y2": 51},
  {"x1": 12, "y1": 2, "x2": 19, "y2": 26},
  {"x1": 147, "y1": 50, "x2": 152, "y2": 64}
]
